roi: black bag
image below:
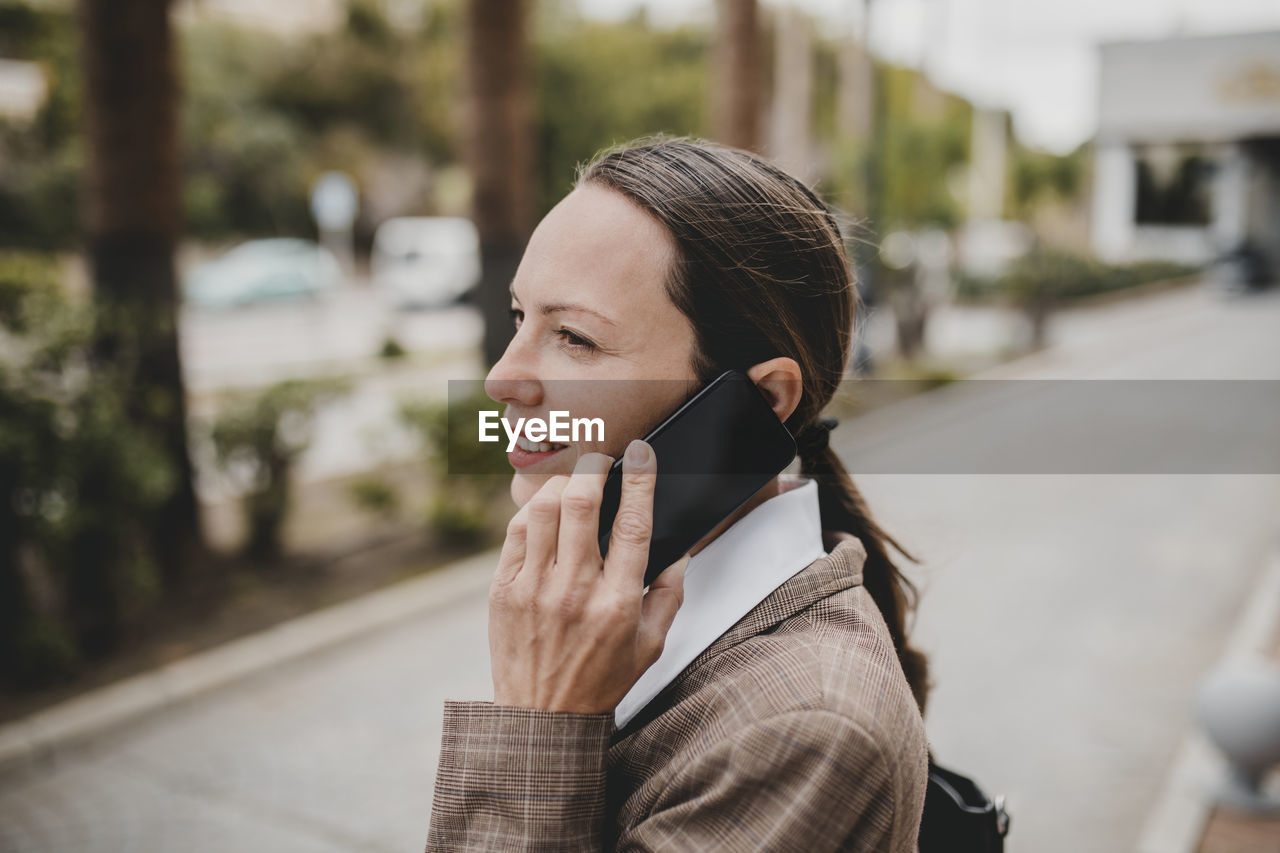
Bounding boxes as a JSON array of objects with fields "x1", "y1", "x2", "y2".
[{"x1": 917, "y1": 760, "x2": 1010, "y2": 853}]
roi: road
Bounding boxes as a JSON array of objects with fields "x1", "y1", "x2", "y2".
[
  {"x1": 179, "y1": 287, "x2": 483, "y2": 393},
  {"x1": 851, "y1": 284, "x2": 1280, "y2": 850},
  {"x1": 179, "y1": 287, "x2": 486, "y2": 495},
  {"x1": 1, "y1": 283, "x2": 1278, "y2": 852}
]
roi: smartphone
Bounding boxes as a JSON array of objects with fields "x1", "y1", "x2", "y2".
[{"x1": 596, "y1": 369, "x2": 798, "y2": 586}]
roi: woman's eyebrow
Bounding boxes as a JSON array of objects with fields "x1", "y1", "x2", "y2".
[{"x1": 508, "y1": 285, "x2": 618, "y2": 327}]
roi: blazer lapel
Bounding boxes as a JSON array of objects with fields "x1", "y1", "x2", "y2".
[
  {"x1": 684, "y1": 534, "x2": 866, "y2": 674},
  {"x1": 612, "y1": 535, "x2": 867, "y2": 741}
]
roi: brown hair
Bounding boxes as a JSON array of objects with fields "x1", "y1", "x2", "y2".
[{"x1": 578, "y1": 137, "x2": 930, "y2": 713}]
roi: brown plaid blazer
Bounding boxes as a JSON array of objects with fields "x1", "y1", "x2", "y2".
[{"x1": 426, "y1": 533, "x2": 929, "y2": 852}]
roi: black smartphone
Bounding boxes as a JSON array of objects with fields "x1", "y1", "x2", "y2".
[{"x1": 596, "y1": 369, "x2": 798, "y2": 586}]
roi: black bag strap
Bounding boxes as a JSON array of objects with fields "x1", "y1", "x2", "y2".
[{"x1": 917, "y1": 760, "x2": 1010, "y2": 853}]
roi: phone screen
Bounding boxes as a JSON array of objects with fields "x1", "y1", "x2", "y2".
[{"x1": 596, "y1": 370, "x2": 798, "y2": 586}]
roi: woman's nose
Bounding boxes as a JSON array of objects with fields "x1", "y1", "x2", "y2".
[{"x1": 484, "y1": 340, "x2": 542, "y2": 406}]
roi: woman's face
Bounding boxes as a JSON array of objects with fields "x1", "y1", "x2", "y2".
[{"x1": 484, "y1": 184, "x2": 701, "y2": 508}]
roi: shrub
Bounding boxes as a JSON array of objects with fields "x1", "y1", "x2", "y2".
[
  {"x1": 426, "y1": 499, "x2": 491, "y2": 548},
  {"x1": 1, "y1": 253, "x2": 175, "y2": 685},
  {"x1": 11, "y1": 616, "x2": 80, "y2": 686},
  {"x1": 0, "y1": 250, "x2": 61, "y2": 329},
  {"x1": 347, "y1": 474, "x2": 400, "y2": 520},
  {"x1": 208, "y1": 378, "x2": 350, "y2": 560},
  {"x1": 378, "y1": 335, "x2": 407, "y2": 360},
  {"x1": 969, "y1": 249, "x2": 1201, "y2": 349},
  {"x1": 960, "y1": 249, "x2": 1200, "y2": 308},
  {"x1": 400, "y1": 383, "x2": 508, "y2": 546}
]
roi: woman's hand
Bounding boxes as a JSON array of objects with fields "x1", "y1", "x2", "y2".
[{"x1": 488, "y1": 439, "x2": 689, "y2": 714}]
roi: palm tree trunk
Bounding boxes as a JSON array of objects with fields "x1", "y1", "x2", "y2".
[
  {"x1": 467, "y1": 0, "x2": 536, "y2": 369},
  {"x1": 79, "y1": 0, "x2": 202, "y2": 578},
  {"x1": 713, "y1": 0, "x2": 763, "y2": 152}
]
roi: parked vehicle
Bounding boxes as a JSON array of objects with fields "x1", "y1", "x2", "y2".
[
  {"x1": 184, "y1": 239, "x2": 343, "y2": 309},
  {"x1": 372, "y1": 216, "x2": 481, "y2": 309}
]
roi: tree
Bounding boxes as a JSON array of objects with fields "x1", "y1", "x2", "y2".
[
  {"x1": 467, "y1": 0, "x2": 536, "y2": 368},
  {"x1": 78, "y1": 0, "x2": 202, "y2": 578},
  {"x1": 712, "y1": 0, "x2": 762, "y2": 152},
  {"x1": 533, "y1": 18, "x2": 708, "y2": 218}
]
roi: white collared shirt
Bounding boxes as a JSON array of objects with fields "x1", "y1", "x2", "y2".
[{"x1": 614, "y1": 477, "x2": 828, "y2": 729}]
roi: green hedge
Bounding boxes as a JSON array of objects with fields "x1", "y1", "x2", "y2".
[{"x1": 956, "y1": 250, "x2": 1199, "y2": 306}]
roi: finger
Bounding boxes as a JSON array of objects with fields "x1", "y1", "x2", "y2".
[
  {"x1": 494, "y1": 502, "x2": 530, "y2": 585},
  {"x1": 638, "y1": 552, "x2": 690, "y2": 663},
  {"x1": 524, "y1": 475, "x2": 569, "y2": 581},
  {"x1": 555, "y1": 452, "x2": 612, "y2": 583},
  {"x1": 603, "y1": 439, "x2": 657, "y2": 590}
]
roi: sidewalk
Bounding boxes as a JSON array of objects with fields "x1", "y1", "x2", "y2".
[
  {"x1": 1136, "y1": 547, "x2": 1280, "y2": 853},
  {"x1": 1196, "y1": 604, "x2": 1280, "y2": 853},
  {"x1": 0, "y1": 547, "x2": 496, "y2": 779}
]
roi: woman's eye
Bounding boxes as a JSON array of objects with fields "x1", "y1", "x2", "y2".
[
  {"x1": 556, "y1": 328, "x2": 597, "y2": 352},
  {"x1": 509, "y1": 308, "x2": 595, "y2": 353}
]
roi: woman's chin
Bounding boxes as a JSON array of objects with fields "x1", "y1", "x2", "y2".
[
  {"x1": 510, "y1": 477, "x2": 530, "y2": 508},
  {"x1": 508, "y1": 445, "x2": 622, "y2": 508},
  {"x1": 510, "y1": 470, "x2": 559, "y2": 508}
]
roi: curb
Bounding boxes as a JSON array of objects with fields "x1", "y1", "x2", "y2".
[
  {"x1": 0, "y1": 546, "x2": 498, "y2": 779},
  {"x1": 1135, "y1": 541, "x2": 1280, "y2": 853}
]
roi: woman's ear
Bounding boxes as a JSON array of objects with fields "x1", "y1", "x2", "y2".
[{"x1": 746, "y1": 357, "x2": 803, "y2": 423}]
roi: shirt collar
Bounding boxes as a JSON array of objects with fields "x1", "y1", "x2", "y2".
[{"x1": 614, "y1": 476, "x2": 827, "y2": 729}]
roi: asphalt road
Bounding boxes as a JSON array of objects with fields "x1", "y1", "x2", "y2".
[
  {"x1": 850, "y1": 284, "x2": 1280, "y2": 851},
  {"x1": 179, "y1": 287, "x2": 483, "y2": 393},
  {"x1": 2, "y1": 283, "x2": 1278, "y2": 852}
]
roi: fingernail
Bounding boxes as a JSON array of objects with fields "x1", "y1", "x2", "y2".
[{"x1": 626, "y1": 439, "x2": 651, "y2": 467}]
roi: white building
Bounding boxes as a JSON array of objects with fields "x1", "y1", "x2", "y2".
[{"x1": 1091, "y1": 30, "x2": 1280, "y2": 281}]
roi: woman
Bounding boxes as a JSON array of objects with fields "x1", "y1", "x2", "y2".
[{"x1": 427, "y1": 138, "x2": 930, "y2": 852}]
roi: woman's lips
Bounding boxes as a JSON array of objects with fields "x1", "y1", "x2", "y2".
[{"x1": 507, "y1": 439, "x2": 570, "y2": 469}]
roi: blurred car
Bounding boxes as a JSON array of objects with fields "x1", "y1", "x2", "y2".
[
  {"x1": 372, "y1": 216, "x2": 481, "y2": 309},
  {"x1": 184, "y1": 238, "x2": 343, "y2": 309}
]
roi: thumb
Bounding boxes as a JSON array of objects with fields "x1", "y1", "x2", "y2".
[{"x1": 637, "y1": 553, "x2": 690, "y2": 664}]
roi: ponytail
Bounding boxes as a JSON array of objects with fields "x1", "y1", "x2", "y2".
[{"x1": 799, "y1": 438, "x2": 931, "y2": 715}]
